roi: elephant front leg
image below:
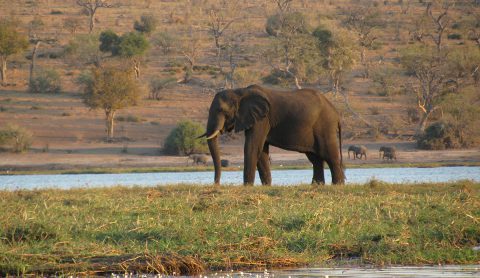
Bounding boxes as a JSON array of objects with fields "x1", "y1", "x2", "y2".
[
  {"x1": 257, "y1": 144, "x2": 271, "y2": 185},
  {"x1": 243, "y1": 144, "x2": 258, "y2": 185},
  {"x1": 243, "y1": 124, "x2": 269, "y2": 185}
]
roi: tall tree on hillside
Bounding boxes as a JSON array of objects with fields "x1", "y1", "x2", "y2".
[
  {"x1": 179, "y1": 29, "x2": 201, "y2": 83},
  {"x1": 76, "y1": 0, "x2": 114, "y2": 33},
  {"x1": 401, "y1": 1, "x2": 464, "y2": 134},
  {"x1": 342, "y1": 6, "x2": 382, "y2": 78},
  {"x1": 264, "y1": 11, "x2": 316, "y2": 89},
  {"x1": 80, "y1": 66, "x2": 142, "y2": 140},
  {"x1": 0, "y1": 19, "x2": 29, "y2": 85},
  {"x1": 206, "y1": 2, "x2": 239, "y2": 58},
  {"x1": 99, "y1": 30, "x2": 149, "y2": 79},
  {"x1": 313, "y1": 24, "x2": 373, "y2": 128}
]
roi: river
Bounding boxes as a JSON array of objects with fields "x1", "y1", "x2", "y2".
[{"x1": 0, "y1": 166, "x2": 479, "y2": 190}]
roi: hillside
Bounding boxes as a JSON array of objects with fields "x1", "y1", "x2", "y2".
[{"x1": 0, "y1": 0, "x2": 479, "y2": 172}]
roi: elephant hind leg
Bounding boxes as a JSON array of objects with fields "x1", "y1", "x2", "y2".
[
  {"x1": 306, "y1": 153, "x2": 325, "y2": 185},
  {"x1": 257, "y1": 143, "x2": 272, "y2": 185}
]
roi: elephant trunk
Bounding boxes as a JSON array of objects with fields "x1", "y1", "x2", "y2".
[
  {"x1": 208, "y1": 136, "x2": 221, "y2": 184},
  {"x1": 206, "y1": 115, "x2": 225, "y2": 185}
]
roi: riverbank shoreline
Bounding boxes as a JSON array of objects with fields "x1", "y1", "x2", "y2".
[
  {"x1": 1, "y1": 181, "x2": 479, "y2": 276},
  {"x1": 2, "y1": 161, "x2": 480, "y2": 176}
]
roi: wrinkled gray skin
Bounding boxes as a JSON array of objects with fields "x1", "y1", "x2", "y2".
[
  {"x1": 347, "y1": 145, "x2": 367, "y2": 160},
  {"x1": 200, "y1": 85, "x2": 345, "y2": 185},
  {"x1": 187, "y1": 154, "x2": 208, "y2": 166},
  {"x1": 379, "y1": 146, "x2": 397, "y2": 160}
]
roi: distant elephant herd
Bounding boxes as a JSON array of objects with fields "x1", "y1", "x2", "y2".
[
  {"x1": 188, "y1": 145, "x2": 397, "y2": 167},
  {"x1": 347, "y1": 145, "x2": 397, "y2": 161}
]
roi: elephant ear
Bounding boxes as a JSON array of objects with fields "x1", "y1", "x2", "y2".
[{"x1": 234, "y1": 91, "x2": 270, "y2": 132}]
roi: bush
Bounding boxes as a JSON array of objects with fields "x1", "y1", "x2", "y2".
[
  {"x1": 415, "y1": 120, "x2": 477, "y2": 150},
  {"x1": 447, "y1": 33, "x2": 462, "y2": 40},
  {"x1": 134, "y1": 14, "x2": 158, "y2": 35},
  {"x1": 152, "y1": 31, "x2": 177, "y2": 55},
  {"x1": 0, "y1": 124, "x2": 33, "y2": 153},
  {"x1": 28, "y1": 69, "x2": 61, "y2": 94},
  {"x1": 149, "y1": 77, "x2": 177, "y2": 100},
  {"x1": 234, "y1": 68, "x2": 261, "y2": 87},
  {"x1": 265, "y1": 12, "x2": 310, "y2": 37},
  {"x1": 262, "y1": 68, "x2": 292, "y2": 87},
  {"x1": 163, "y1": 120, "x2": 207, "y2": 155}
]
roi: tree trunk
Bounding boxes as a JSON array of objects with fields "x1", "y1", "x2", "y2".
[
  {"x1": 341, "y1": 90, "x2": 374, "y2": 128},
  {"x1": 29, "y1": 41, "x2": 41, "y2": 86},
  {"x1": 106, "y1": 110, "x2": 116, "y2": 140},
  {"x1": 1, "y1": 57, "x2": 7, "y2": 85},
  {"x1": 89, "y1": 13, "x2": 95, "y2": 33},
  {"x1": 133, "y1": 59, "x2": 140, "y2": 79},
  {"x1": 417, "y1": 111, "x2": 431, "y2": 135}
]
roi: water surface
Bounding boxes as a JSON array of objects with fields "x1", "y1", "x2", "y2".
[{"x1": 0, "y1": 166, "x2": 478, "y2": 190}]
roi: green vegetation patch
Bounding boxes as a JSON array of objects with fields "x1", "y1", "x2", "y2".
[{"x1": 0, "y1": 181, "x2": 479, "y2": 276}]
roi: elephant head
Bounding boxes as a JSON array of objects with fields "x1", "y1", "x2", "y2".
[{"x1": 200, "y1": 87, "x2": 270, "y2": 184}]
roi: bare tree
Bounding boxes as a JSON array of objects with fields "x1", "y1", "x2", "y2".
[
  {"x1": 206, "y1": 5, "x2": 239, "y2": 58},
  {"x1": 399, "y1": 0, "x2": 411, "y2": 14},
  {"x1": 342, "y1": 6, "x2": 382, "y2": 78},
  {"x1": 63, "y1": 17, "x2": 82, "y2": 36},
  {"x1": 425, "y1": 2, "x2": 453, "y2": 51},
  {"x1": 273, "y1": 0, "x2": 293, "y2": 14},
  {"x1": 76, "y1": 0, "x2": 114, "y2": 33},
  {"x1": 180, "y1": 29, "x2": 201, "y2": 83}
]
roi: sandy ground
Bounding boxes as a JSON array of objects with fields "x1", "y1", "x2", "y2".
[{"x1": 1, "y1": 139, "x2": 479, "y2": 172}]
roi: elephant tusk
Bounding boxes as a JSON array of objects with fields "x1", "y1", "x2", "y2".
[
  {"x1": 206, "y1": 130, "x2": 220, "y2": 140},
  {"x1": 196, "y1": 132, "x2": 207, "y2": 139}
]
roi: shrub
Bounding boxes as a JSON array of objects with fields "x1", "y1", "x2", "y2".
[
  {"x1": 447, "y1": 33, "x2": 462, "y2": 40},
  {"x1": 99, "y1": 30, "x2": 120, "y2": 53},
  {"x1": 265, "y1": 12, "x2": 310, "y2": 37},
  {"x1": 0, "y1": 124, "x2": 33, "y2": 153},
  {"x1": 417, "y1": 122, "x2": 453, "y2": 150},
  {"x1": 134, "y1": 14, "x2": 158, "y2": 35},
  {"x1": 406, "y1": 107, "x2": 420, "y2": 123},
  {"x1": 29, "y1": 69, "x2": 62, "y2": 94},
  {"x1": 149, "y1": 77, "x2": 177, "y2": 100},
  {"x1": 163, "y1": 120, "x2": 207, "y2": 155},
  {"x1": 261, "y1": 68, "x2": 292, "y2": 87},
  {"x1": 234, "y1": 68, "x2": 261, "y2": 87},
  {"x1": 152, "y1": 31, "x2": 177, "y2": 55},
  {"x1": 116, "y1": 115, "x2": 144, "y2": 122}
]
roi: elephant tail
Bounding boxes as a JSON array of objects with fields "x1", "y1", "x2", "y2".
[{"x1": 338, "y1": 122, "x2": 344, "y2": 170}]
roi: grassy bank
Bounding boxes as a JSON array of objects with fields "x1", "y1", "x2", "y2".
[
  {"x1": 1, "y1": 181, "x2": 479, "y2": 276},
  {"x1": 2, "y1": 161, "x2": 480, "y2": 175}
]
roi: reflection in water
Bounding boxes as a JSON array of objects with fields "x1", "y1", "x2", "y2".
[
  {"x1": 0, "y1": 166, "x2": 479, "y2": 190},
  {"x1": 109, "y1": 265, "x2": 480, "y2": 278},
  {"x1": 246, "y1": 265, "x2": 480, "y2": 277}
]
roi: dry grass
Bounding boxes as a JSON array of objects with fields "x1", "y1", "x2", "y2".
[{"x1": 1, "y1": 181, "x2": 479, "y2": 276}]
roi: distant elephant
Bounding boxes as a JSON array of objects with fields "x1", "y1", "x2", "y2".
[
  {"x1": 187, "y1": 154, "x2": 208, "y2": 166},
  {"x1": 220, "y1": 159, "x2": 230, "y2": 167},
  {"x1": 383, "y1": 151, "x2": 396, "y2": 161},
  {"x1": 379, "y1": 146, "x2": 397, "y2": 160},
  {"x1": 198, "y1": 85, "x2": 345, "y2": 185},
  {"x1": 347, "y1": 145, "x2": 367, "y2": 160}
]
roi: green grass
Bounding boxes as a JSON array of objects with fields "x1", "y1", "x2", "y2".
[{"x1": 1, "y1": 181, "x2": 479, "y2": 276}]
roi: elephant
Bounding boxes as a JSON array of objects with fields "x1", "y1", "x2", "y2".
[
  {"x1": 187, "y1": 154, "x2": 208, "y2": 166},
  {"x1": 198, "y1": 85, "x2": 345, "y2": 185},
  {"x1": 379, "y1": 146, "x2": 397, "y2": 160},
  {"x1": 347, "y1": 145, "x2": 367, "y2": 160},
  {"x1": 221, "y1": 159, "x2": 230, "y2": 167},
  {"x1": 378, "y1": 146, "x2": 397, "y2": 160}
]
